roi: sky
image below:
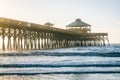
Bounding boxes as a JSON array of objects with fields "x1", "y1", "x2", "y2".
[{"x1": 0, "y1": 0, "x2": 120, "y2": 43}]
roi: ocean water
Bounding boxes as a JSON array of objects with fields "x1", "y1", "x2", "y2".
[{"x1": 0, "y1": 44, "x2": 120, "y2": 80}]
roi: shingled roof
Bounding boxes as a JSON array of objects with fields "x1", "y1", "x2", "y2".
[{"x1": 66, "y1": 18, "x2": 91, "y2": 27}]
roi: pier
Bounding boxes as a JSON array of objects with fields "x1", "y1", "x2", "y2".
[{"x1": 0, "y1": 17, "x2": 109, "y2": 51}]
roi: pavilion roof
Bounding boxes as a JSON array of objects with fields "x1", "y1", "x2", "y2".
[{"x1": 66, "y1": 18, "x2": 91, "y2": 27}]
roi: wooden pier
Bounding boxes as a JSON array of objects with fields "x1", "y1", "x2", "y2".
[{"x1": 0, "y1": 17, "x2": 109, "y2": 51}]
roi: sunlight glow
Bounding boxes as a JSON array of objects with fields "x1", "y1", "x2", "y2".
[
  {"x1": 0, "y1": 37, "x2": 2, "y2": 49},
  {"x1": 0, "y1": 0, "x2": 120, "y2": 43},
  {"x1": 0, "y1": 37, "x2": 8, "y2": 50}
]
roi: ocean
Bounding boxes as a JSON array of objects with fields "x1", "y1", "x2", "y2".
[{"x1": 0, "y1": 44, "x2": 120, "y2": 80}]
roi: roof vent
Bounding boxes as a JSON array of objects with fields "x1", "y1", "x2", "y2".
[{"x1": 76, "y1": 18, "x2": 81, "y2": 22}]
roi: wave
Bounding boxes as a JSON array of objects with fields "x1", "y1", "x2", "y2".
[
  {"x1": 0, "y1": 71, "x2": 120, "y2": 75},
  {"x1": 0, "y1": 52, "x2": 120, "y2": 57},
  {"x1": 0, "y1": 67, "x2": 120, "y2": 75},
  {"x1": 0, "y1": 63, "x2": 120, "y2": 68},
  {"x1": 0, "y1": 45, "x2": 120, "y2": 57}
]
